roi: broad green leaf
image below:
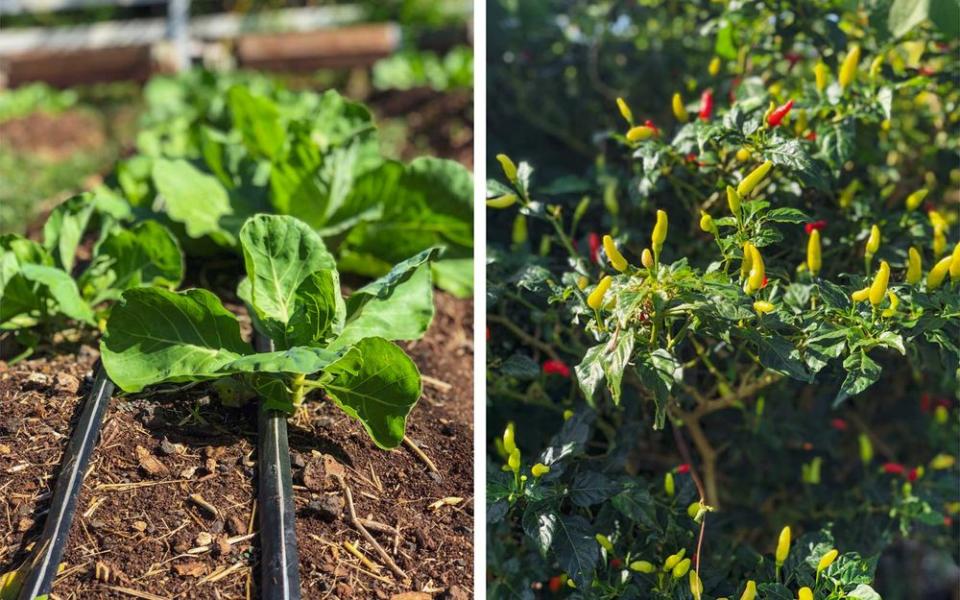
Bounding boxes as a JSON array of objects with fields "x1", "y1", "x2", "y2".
[
  {"x1": 152, "y1": 158, "x2": 234, "y2": 244},
  {"x1": 522, "y1": 501, "x2": 558, "y2": 557},
  {"x1": 604, "y1": 331, "x2": 634, "y2": 405},
  {"x1": 835, "y1": 351, "x2": 881, "y2": 405},
  {"x1": 847, "y1": 584, "x2": 882, "y2": 600},
  {"x1": 889, "y1": 0, "x2": 930, "y2": 38},
  {"x1": 101, "y1": 288, "x2": 251, "y2": 392},
  {"x1": 431, "y1": 259, "x2": 473, "y2": 299},
  {"x1": 0, "y1": 235, "x2": 52, "y2": 327},
  {"x1": 929, "y1": 0, "x2": 960, "y2": 37},
  {"x1": 766, "y1": 138, "x2": 831, "y2": 192},
  {"x1": 553, "y1": 515, "x2": 598, "y2": 588},
  {"x1": 332, "y1": 247, "x2": 439, "y2": 350},
  {"x1": 321, "y1": 337, "x2": 421, "y2": 449},
  {"x1": 43, "y1": 194, "x2": 96, "y2": 272},
  {"x1": 575, "y1": 344, "x2": 606, "y2": 405},
  {"x1": 751, "y1": 332, "x2": 810, "y2": 382},
  {"x1": 287, "y1": 270, "x2": 345, "y2": 347},
  {"x1": 228, "y1": 86, "x2": 285, "y2": 160},
  {"x1": 222, "y1": 346, "x2": 341, "y2": 375},
  {"x1": 19, "y1": 264, "x2": 96, "y2": 325},
  {"x1": 239, "y1": 214, "x2": 338, "y2": 346},
  {"x1": 80, "y1": 220, "x2": 184, "y2": 304},
  {"x1": 569, "y1": 472, "x2": 619, "y2": 507}
]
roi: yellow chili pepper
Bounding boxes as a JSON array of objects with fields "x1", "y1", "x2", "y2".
[
  {"x1": 508, "y1": 448, "x2": 520, "y2": 472},
  {"x1": 839, "y1": 44, "x2": 861, "y2": 89},
  {"x1": 627, "y1": 126, "x2": 655, "y2": 142},
  {"x1": 906, "y1": 247, "x2": 923, "y2": 284},
  {"x1": 496, "y1": 153, "x2": 518, "y2": 183},
  {"x1": 817, "y1": 549, "x2": 839, "y2": 574},
  {"x1": 928, "y1": 255, "x2": 952, "y2": 290},
  {"x1": 737, "y1": 160, "x2": 774, "y2": 197},
  {"x1": 815, "y1": 61, "x2": 829, "y2": 92},
  {"x1": 577, "y1": 275, "x2": 589, "y2": 290},
  {"x1": 616, "y1": 97, "x2": 633, "y2": 125},
  {"x1": 807, "y1": 229, "x2": 822, "y2": 275},
  {"x1": 775, "y1": 526, "x2": 791, "y2": 566},
  {"x1": 630, "y1": 560, "x2": 656, "y2": 573},
  {"x1": 865, "y1": 225, "x2": 881, "y2": 257},
  {"x1": 870, "y1": 54, "x2": 884, "y2": 79},
  {"x1": 935, "y1": 405, "x2": 949, "y2": 424},
  {"x1": 740, "y1": 242, "x2": 755, "y2": 281},
  {"x1": 709, "y1": 56, "x2": 721, "y2": 76},
  {"x1": 736, "y1": 148, "x2": 751, "y2": 162},
  {"x1": 851, "y1": 286, "x2": 870, "y2": 302},
  {"x1": 839, "y1": 180, "x2": 860, "y2": 209},
  {"x1": 799, "y1": 587, "x2": 814, "y2": 600},
  {"x1": 794, "y1": 109, "x2": 808, "y2": 136},
  {"x1": 531, "y1": 463, "x2": 550, "y2": 478},
  {"x1": 486, "y1": 193, "x2": 518, "y2": 208},
  {"x1": 930, "y1": 454, "x2": 955, "y2": 470},
  {"x1": 512, "y1": 214, "x2": 528, "y2": 245},
  {"x1": 933, "y1": 229, "x2": 946, "y2": 258},
  {"x1": 905, "y1": 188, "x2": 928, "y2": 211},
  {"x1": 740, "y1": 581, "x2": 758, "y2": 600},
  {"x1": 754, "y1": 300, "x2": 775, "y2": 314},
  {"x1": 652, "y1": 209, "x2": 668, "y2": 255},
  {"x1": 699, "y1": 211, "x2": 716, "y2": 234},
  {"x1": 664, "y1": 472, "x2": 675, "y2": 497},
  {"x1": 881, "y1": 291, "x2": 899, "y2": 318},
  {"x1": 663, "y1": 549, "x2": 686, "y2": 571},
  {"x1": 641, "y1": 248, "x2": 654, "y2": 269},
  {"x1": 950, "y1": 242, "x2": 960, "y2": 281},
  {"x1": 762, "y1": 100, "x2": 776, "y2": 126},
  {"x1": 672, "y1": 558, "x2": 691, "y2": 578},
  {"x1": 603, "y1": 235, "x2": 628, "y2": 272},
  {"x1": 563, "y1": 409, "x2": 574, "y2": 420},
  {"x1": 588, "y1": 276, "x2": 613, "y2": 309},
  {"x1": 727, "y1": 186, "x2": 742, "y2": 216},
  {"x1": 673, "y1": 92, "x2": 689, "y2": 123},
  {"x1": 869, "y1": 260, "x2": 890, "y2": 306},
  {"x1": 595, "y1": 533, "x2": 615, "y2": 554},
  {"x1": 746, "y1": 245, "x2": 765, "y2": 294},
  {"x1": 859, "y1": 433, "x2": 874, "y2": 464},
  {"x1": 503, "y1": 422, "x2": 517, "y2": 454},
  {"x1": 690, "y1": 570, "x2": 703, "y2": 600}
]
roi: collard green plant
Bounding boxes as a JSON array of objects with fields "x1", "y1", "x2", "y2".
[
  {"x1": 101, "y1": 214, "x2": 437, "y2": 449},
  {"x1": 112, "y1": 72, "x2": 473, "y2": 297},
  {"x1": 0, "y1": 192, "x2": 183, "y2": 357}
]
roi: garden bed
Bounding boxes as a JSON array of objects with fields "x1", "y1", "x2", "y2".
[{"x1": 0, "y1": 293, "x2": 473, "y2": 599}]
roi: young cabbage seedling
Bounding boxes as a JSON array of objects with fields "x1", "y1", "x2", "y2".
[
  {"x1": 0, "y1": 192, "x2": 183, "y2": 357},
  {"x1": 100, "y1": 214, "x2": 439, "y2": 449}
]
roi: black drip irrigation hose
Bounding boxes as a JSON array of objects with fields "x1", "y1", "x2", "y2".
[
  {"x1": 17, "y1": 363, "x2": 114, "y2": 600},
  {"x1": 254, "y1": 334, "x2": 302, "y2": 600}
]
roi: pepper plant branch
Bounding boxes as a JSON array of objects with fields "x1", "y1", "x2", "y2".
[{"x1": 488, "y1": 314, "x2": 563, "y2": 361}]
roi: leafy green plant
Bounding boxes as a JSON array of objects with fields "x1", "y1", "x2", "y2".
[
  {"x1": 112, "y1": 72, "x2": 473, "y2": 297},
  {"x1": 372, "y1": 46, "x2": 474, "y2": 91},
  {"x1": 101, "y1": 214, "x2": 437, "y2": 449},
  {"x1": 0, "y1": 192, "x2": 183, "y2": 358}
]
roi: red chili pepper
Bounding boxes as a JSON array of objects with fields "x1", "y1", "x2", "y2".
[
  {"x1": 677, "y1": 463, "x2": 691, "y2": 474},
  {"x1": 936, "y1": 397, "x2": 953, "y2": 409},
  {"x1": 805, "y1": 220, "x2": 827, "y2": 235},
  {"x1": 610, "y1": 558, "x2": 623, "y2": 569},
  {"x1": 907, "y1": 467, "x2": 920, "y2": 482},
  {"x1": 589, "y1": 232, "x2": 601, "y2": 263},
  {"x1": 919, "y1": 66, "x2": 934, "y2": 76},
  {"x1": 548, "y1": 576, "x2": 563, "y2": 593},
  {"x1": 802, "y1": 442, "x2": 814, "y2": 451},
  {"x1": 805, "y1": 131, "x2": 817, "y2": 141},
  {"x1": 729, "y1": 77, "x2": 741, "y2": 102},
  {"x1": 920, "y1": 393, "x2": 933, "y2": 413},
  {"x1": 945, "y1": 516, "x2": 954, "y2": 527},
  {"x1": 767, "y1": 99, "x2": 794, "y2": 127},
  {"x1": 699, "y1": 89, "x2": 714, "y2": 121},
  {"x1": 761, "y1": 276, "x2": 769, "y2": 289},
  {"x1": 644, "y1": 119, "x2": 659, "y2": 135},
  {"x1": 830, "y1": 418, "x2": 848, "y2": 431},
  {"x1": 883, "y1": 462, "x2": 906, "y2": 476},
  {"x1": 785, "y1": 52, "x2": 802, "y2": 69},
  {"x1": 543, "y1": 360, "x2": 571, "y2": 378}
]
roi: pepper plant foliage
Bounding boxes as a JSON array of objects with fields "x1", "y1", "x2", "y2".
[
  {"x1": 486, "y1": 1, "x2": 958, "y2": 597},
  {"x1": 101, "y1": 214, "x2": 435, "y2": 449}
]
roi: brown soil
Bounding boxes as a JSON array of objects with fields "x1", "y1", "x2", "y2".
[
  {"x1": 373, "y1": 88, "x2": 473, "y2": 168},
  {"x1": 0, "y1": 110, "x2": 106, "y2": 160},
  {"x1": 0, "y1": 293, "x2": 473, "y2": 599}
]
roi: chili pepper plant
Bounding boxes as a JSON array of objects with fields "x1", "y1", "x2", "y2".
[{"x1": 486, "y1": 1, "x2": 959, "y2": 598}]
